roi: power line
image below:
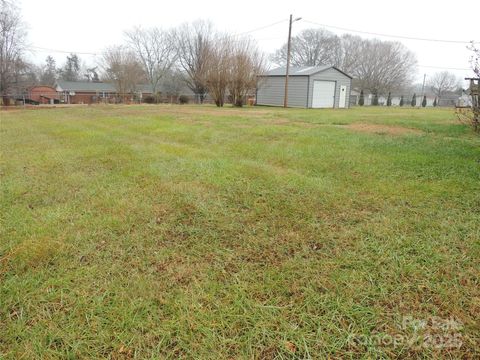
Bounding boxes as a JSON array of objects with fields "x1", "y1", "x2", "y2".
[
  {"x1": 233, "y1": 19, "x2": 288, "y2": 37},
  {"x1": 29, "y1": 19, "x2": 289, "y2": 54},
  {"x1": 255, "y1": 36, "x2": 285, "y2": 41},
  {"x1": 29, "y1": 45, "x2": 99, "y2": 56},
  {"x1": 25, "y1": 18, "x2": 475, "y2": 74},
  {"x1": 302, "y1": 19, "x2": 476, "y2": 44},
  {"x1": 29, "y1": 44, "x2": 473, "y2": 73},
  {"x1": 418, "y1": 64, "x2": 471, "y2": 71}
]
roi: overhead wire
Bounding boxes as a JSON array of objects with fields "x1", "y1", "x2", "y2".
[
  {"x1": 418, "y1": 64, "x2": 471, "y2": 71},
  {"x1": 28, "y1": 18, "x2": 475, "y2": 72},
  {"x1": 302, "y1": 19, "x2": 476, "y2": 44},
  {"x1": 29, "y1": 45, "x2": 100, "y2": 56},
  {"x1": 232, "y1": 19, "x2": 288, "y2": 37}
]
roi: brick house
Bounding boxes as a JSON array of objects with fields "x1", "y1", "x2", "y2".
[
  {"x1": 55, "y1": 80, "x2": 128, "y2": 104},
  {"x1": 54, "y1": 80, "x2": 197, "y2": 104},
  {"x1": 26, "y1": 86, "x2": 60, "y2": 104}
]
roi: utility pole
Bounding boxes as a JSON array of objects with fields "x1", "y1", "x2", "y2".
[
  {"x1": 421, "y1": 73, "x2": 426, "y2": 96},
  {"x1": 283, "y1": 14, "x2": 301, "y2": 108}
]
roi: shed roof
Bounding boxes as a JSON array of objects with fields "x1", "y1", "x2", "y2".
[{"x1": 262, "y1": 65, "x2": 352, "y2": 79}]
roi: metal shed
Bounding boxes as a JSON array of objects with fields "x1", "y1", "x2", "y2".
[{"x1": 256, "y1": 65, "x2": 352, "y2": 108}]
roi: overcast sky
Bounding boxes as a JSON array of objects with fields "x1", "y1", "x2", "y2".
[{"x1": 20, "y1": 0, "x2": 478, "y2": 85}]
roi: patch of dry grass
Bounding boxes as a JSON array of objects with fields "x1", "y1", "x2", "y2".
[{"x1": 345, "y1": 123, "x2": 423, "y2": 135}]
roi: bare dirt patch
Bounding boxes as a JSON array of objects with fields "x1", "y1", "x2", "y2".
[{"x1": 345, "y1": 123, "x2": 423, "y2": 136}]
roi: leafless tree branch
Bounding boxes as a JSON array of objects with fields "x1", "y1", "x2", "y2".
[
  {"x1": 0, "y1": 0, "x2": 28, "y2": 100},
  {"x1": 125, "y1": 27, "x2": 177, "y2": 101},
  {"x1": 428, "y1": 71, "x2": 460, "y2": 102},
  {"x1": 101, "y1": 45, "x2": 146, "y2": 102},
  {"x1": 174, "y1": 20, "x2": 213, "y2": 103}
]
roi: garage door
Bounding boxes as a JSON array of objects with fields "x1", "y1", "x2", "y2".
[{"x1": 312, "y1": 80, "x2": 335, "y2": 108}]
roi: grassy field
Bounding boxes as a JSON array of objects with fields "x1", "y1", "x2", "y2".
[{"x1": 1, "y1": 105, "x2": 479, "y2": 359}]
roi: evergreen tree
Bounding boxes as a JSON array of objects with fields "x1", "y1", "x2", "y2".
[
  {"x1": 386, "y1": 92, "x2": 392, "y2": 106},
  {"x1": 433, "y1": 97, "x2": 437, "y2": 107},
  {"x1": 372, "y1": 92, "x2": 379, "y2": 106},
  {"x1": 59, "y1": 53, "x2": 81, "y2": 81},
  {"x1": 40, "y1": 56, "x2": 57, "y2": 85},
  {"x1": 358, "y1": 90, "x2": 364, "y2": 106},
  {"x1": 411, "y1": 93, "x2": 416, "y2": 107},
  {"x1": 422, "y1": 95, "x2": 427, "y2": 107},
  {"x1": 399, "y1": 95, "x2": 404, "y2": 106}
]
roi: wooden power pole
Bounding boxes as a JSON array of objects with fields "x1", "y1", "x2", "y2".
[
  {"x1": 284, "y1": 15, "x2": 293, "y2": 108},
  {"x1": 283, "y1": 15, "x2": 301, "y2": 108},
  {"x1": 465, "y1": 77, "x2": 479, "y2": 131}
]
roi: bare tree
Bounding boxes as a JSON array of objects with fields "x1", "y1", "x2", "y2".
[
  {"x1": 428, "y1": 71, "x2": 460, "y2": 103},
  {"x1": 467, "y1": 41, "x2": 479, "y2": 77},
  {"x1": 125, "y1": 27, "x2": 176, "y2": 102},
  {"x1": 271, "y1": 30, "x2": 417, "y2": 96},
  {"x1": 272, "y1": 28, "x2": 342, "y2": 67},
  {"x1": 204, "y1": 35, "x2": 232, "y2": 107},
  {"x1": 203, "y1": 35, "x2": 266, "y2": 107},
  {"x1": 101, "y1": 45, "x2": 145, "y2": 103},
  {"x1": 228, "y1": 39, "x2": 266, "y2": 107},
  {"x1": 337, "y1": 34, "x2": 363, "y2": 76},
  {"x1": 0, "y1": 0, "x2": 27, "y2": 103},
  {"x1": 352, "y1": 39, "x2": 417, "y2": 96},
  {"x1": 457, "y1": 44, "x2": 479, "y2": 133},
  {"x1": 174, "y1": 20, "x2": 213, "y2": 103},
  {"x1": 16, "y1": 58, "x2": 37, "y2": 86}
]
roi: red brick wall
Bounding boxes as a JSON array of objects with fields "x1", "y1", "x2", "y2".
[
  {"x1": 28, "y1": 86, "x2": 59, "y2": 104},
  {"x1": 69, "y1": 92, "x2": 96, "y2": 104},
  {"x1": 68, "y1": 92, "x2": 119, "y2": 104}
]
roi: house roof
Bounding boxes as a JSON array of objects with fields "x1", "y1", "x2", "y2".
[
  {"x1": 262, "y1": 65, "x2": 352, "y2": 79},
  {"x1": 56, "y1": 80, "x2": 115, "y2": 92},
  {"x1": 27, "y1": 85, "x2": 57, "y2": 91},
  {"x1": 55, "y1": 80, "x2": 155, "y2": 93},
  {"x1": 136, "y1": 83, "x2": 156, "y2": 93}
]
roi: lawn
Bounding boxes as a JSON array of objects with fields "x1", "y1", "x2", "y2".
[{"x1": 1, "y1": 105, "x2": 479, "y2": 359}]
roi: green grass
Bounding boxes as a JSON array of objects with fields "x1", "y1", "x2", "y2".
[{"x1": 1, "y1": 105, "x2": 479, "y2": 359}]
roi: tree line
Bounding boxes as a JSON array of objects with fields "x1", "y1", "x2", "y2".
[
  {"x1": 272, "y1": 28, "x2": 417, "y2": 96},
  {"x1": 0, "y1": 0, "x2": 469, "y2": 107},
  {"x1": 1, "y1": 1, "x2": 265, "y2": 106},
  {"x1": 272, "y1": 28, "x2": 465, "y2": 102}
]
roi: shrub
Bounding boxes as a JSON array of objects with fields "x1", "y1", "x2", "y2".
[
  {"x1": 234, "y1": 98, "x2": 244, "y2": 107},
  {"x1": 386, "y1": 92, "x2": 392, "y2": 106},
  {"x1": 422, "y1": 95, "x2": 427, "y2": 107},
  {"x1": 144, "y1": 95, "x2": 155, "y2": 104},
  {"x1": 411, "y1": 93, "x2": 417, "y2": 107},
  {"x1": 179, "y1": 95, "x2": 189, "y2": 104},
  {"x1": 433, "y1": 97, "x2": 437, "y2": 107},
  {"x1": 372, "y1": 92, "x2": 379, "y2": 106},
  {"x1": 399, "y1": 95, "x2": 404, "y2": 106},
  {"x1": 358, "y1": 90, "x2": 364, "y2": 106}
]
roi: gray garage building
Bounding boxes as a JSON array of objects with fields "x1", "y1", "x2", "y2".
[{"x1": 256, "y1": 65, "x2": 352, "y2": 108}]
